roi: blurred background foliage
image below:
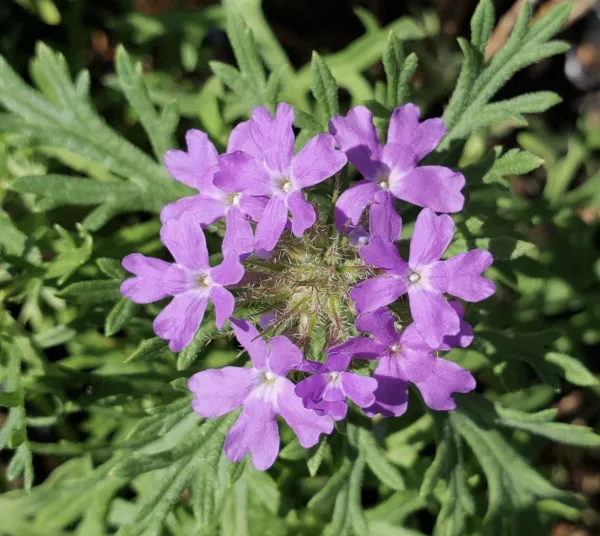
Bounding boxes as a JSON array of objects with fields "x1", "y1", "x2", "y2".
[{"x1": 2, "y1": 1, "x2": 600, "y2": 535}]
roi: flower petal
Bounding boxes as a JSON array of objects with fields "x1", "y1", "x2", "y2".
[
  {"x1": 188, "y1": 366, "x2": 258, "y2": 418},
  {"x1": 408, "y1": 208, "x2": 455, "y2": 268},
  {"x1": 295, "y1": 374, "x2": 328, "y2": 407},
  {"x1": 287, "y1": 191, "x2": 316, "y2": 237},
  {"x1": 153, "y1": 292, "x2": 208, "y2": 352},
  {"x1": 414, "y1": 358, "x2": 476, "y2": 411},
  {"x1": 341, "y1": 372, "x2": 377, "y2": 408},
  {"x1": 390, "y1": 166, "x2": 465, "y2": 214},
  {"x1": 350, "y1": 276, "x2": 408, "y2": 314},
  {"x1": 370, "y1": 190, "x2": 402, "y2": 243},
  {"x1": 277, "y1": 379, "x2": 334, "y2": 448},
  {"x1": 387, "y1": 104, "x2": 446, "y2": 160},
  {"x1": 224, "y1": 398, "x2": 280, "y2": 471},
  {"x1": 160, "y1": 211, "x2": 209, "y2": 271},
  {"x1": 227, "y1": 119, "x2": 261, "y2": 157},
  {"x1": 313, "y1": 400, "x2": 348, "y2": 420},
  {"x1": 250, "y1": 103, "x2": 295, "y2": 173},
  {"x1": 255, "y1": 196, "x2": 288, "y2": 251},
  {"x1": 239, "y1": 195, "x2": 269, "y2": 221},
  {"x1": 334, "y1": 180, "x2": 378, "y2": 234},
  {"x1": 364, "y1": 356, "x2": 409, "y2": 418},
  {"x1": 355, "y1": 308, "x2": 399, "y2": 346},
  {"x1": 215, "y1": 151, "x2": 272, "y2": 195},
  {"x1": 230, "y1": 319, "x2": 269, "y2": 370},
  {"x1": 164, "y1": 129, "x2": 218, "y2": 190},
  {"x1": 267, "y1": 336, "x2": 303, "y2": 376},
  {"x1": 444, "y1": 250, "x2": 495, "y2": 302},
  {"x1": 211, "y1": 254, "x2": 245, "y2": 286},
  {"x1": 222, "y1": 207, "x2": 254, "y2": 257},
  {"x1": 210, "y1": 286, "x2": 235, "y2": 329},
  {"x1": 408, "y1": 287, "x2": 460, "y2": 349},
  {"x1": 291, "y1": 133, "x2": 347, "y2": 188},
  {"x1": 326, "y1": 353, "x2": 351, "y2": 371},
  {"x1": 397, "y1": 346, "x2": 436, "y2": 383},
  {"x1": 359, "y1": 236, "x2": 409, "y2": 274},
  {"x1": 160, "y1": 194, "x2": 225, "y2": 225},
  {"x1": 121, "y1": 254, "x2": 186, "y2": 303},
  {"x1": 329, "y1": 105, "x2": 383, "y2": 181},
  {"x1": 328, "y1": 337, "x2": 387, "y2": 360},
  {"x1": 439, "y1": 302, "x2": 474, "y2": 350}
]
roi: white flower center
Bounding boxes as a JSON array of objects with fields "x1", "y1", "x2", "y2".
[
  {"x1": 388, "y1": 343, "x2": 403, "y2": 354},
  {"x1": 278, "y1": 178, "x2": 293, "y2": 193},
  {"x1": 227, "y1": 193, "x2": 241, "y2": 206},
  {"x1": 262, "y1": 371, "x2": 277, "y2": 383},
  {"x1": 377, "y1": 178, "x2": 390, "y2": 190},
  {"x1": 251, "y1": 370, "x2": 282, "y2": 405},
  {"x1": 408, "y1": 272, "x2": 421, "y2": 284},
  {"x1": 328, "y1": 371, "x2": 342, "y2": 387},
  {"x1": 197, "y1": 274, "x2": 212, "y2": 288}
]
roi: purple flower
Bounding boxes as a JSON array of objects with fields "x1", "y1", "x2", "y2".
[
  {"x1": 294, "y1": 353, "x2": 378, "y2": 420},
  {"x1": 350, "y1": 208, "x2": 495, "y2": 348},
  {"x1": 216, "y1": 103, "x2": 347, "y2": 251},
  {"x1": 161, "y1": 129, "x2": 268, "y2": 256},
  {"x1": 188, "y1": 319, "x2": 333, "y2": 470},
  {"x1": 329, "y1": 104, "x2": 465, "y2": 233},
  {"x1": 121, "y1": 211, "x2": 244, "y2": 352},
  {"x1": 335, "y1": 307, "x2": 475, "y2": 417}
]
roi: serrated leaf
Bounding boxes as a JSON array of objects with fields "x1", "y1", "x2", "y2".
[
  {"x1": 105, "y1": 298, "x2": 139, "y2": 337},
  {"x1": 96, "y1": 258, "x2": 126, "y2": 279},
  {"x1": 310, "y1": 52, "x2": 339, "y2": 127},
  {"x1": 383, "y1": 31, "x2": 405, "y2": 107},
  {"x1": 115, "y1": 45, "x2": 176, "y2": 160},
  {"x1": 446, "y1": 235, "x2": 537, "y2": 260},
  {"x1": 307, "y1": 438, "x2": 329, "y2": 477},
  {"x1": 544, "y1": 352, "x2": 599, "y2": 387},
  {"x1": 58, "y1": 280, "x2": 122, "y2": 303},
  {"x1": 176, "y1": 319, "x2": 219, "y2": 371},
  {"x1": 7, "y1": 443, "x2": 34, "y2": 491},
  {"x1": 126, "y1": 337, "x2": 169, "y2": 363},
  {"x1": 359, "y1": 428, "x2": 405, "y2": 491},
  {"x1": 44, "y1": 224, "x2": 93, "y2": 285},
  {"x1": 470, "y1": 0, "x2": 495, "y2": 54},
  {"x1": 483, "y1": 148, "x2": 543, "y2": 184}
]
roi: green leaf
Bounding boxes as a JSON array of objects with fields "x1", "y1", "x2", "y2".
[
  {"x1": 44, "y1": 224, "x2": 93, "y2": 285},
  {"x1": 310, "y1": 51, "x2": 339, "y2": 127},
  {"x1": 307, "y1": 438, "x2": 329, "y2": 477},
  {"x1": 0, "y1": 208, "x2": 40, "y2": 262},
  {"x1": 114, "y1": 46, "x2": 177, "y2": 160},
  {"x1": 359, "y1": 428, "x2": 405, "y2": 491},
  {"x1": 0, "y1": 390, "x2": 22, "y2": 407},
  {"x1": 446, "y1": 235, "x2": 538, "y2": 260},
  {"x1": 544, "y1": 352, "x2": 599, "y2": 387},
  {"x1": 105, "y1": 298, "x2": 139, "y2": 337},
  {"x1": 96, "y1": 258, "x2": 126, "y2": 279},
  {"x1": 58, "y1": 280, "x2": 122, "y2": 303},
  {"x1": 125, "y1": 337, "x2": 169, "y2": 363},
  {"x1": 483, "y1": 148, "x2": 544, "y2": 184},
  {"x1": 308, "y1": 458, "x2": 352, "y2": 515},
  {"x1": 470, "y1": 0, "x2": 495, "y2": 54},
  {"x1": 176, "y1": 319, "x2": 219, "y2": 371},
  {"x1": 7, "y1": 443, "x2": 34, "y2": 491},
  {"x1": 383, "y1": 31, "x2": 404, "y2": 107},
  {"x1": 496, "y1": 405, "x2": 600, "y2": 447},
  {"x1": 395, "y1": 53, "x2": 418, "y2": 107}
]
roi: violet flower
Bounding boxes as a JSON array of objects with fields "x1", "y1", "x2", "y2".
[
  {"x1": 188, "y1": 319, "x2": 333, "y2": 470},
  {"x1": 337, "y1": 307, "x2": 475, "y2": 417},
  {"x1": 161, "y1": 129, "x2": 268, "y2": 256},
  {"x1": 294, "y1": 353, "x2": 378, "y2": 420},
  {"x1": 329, "y1": 104, "x2": 464, "y2": 234},
  {"x1": 121, "y1": 211, "x2": 244, "y2": 351},
  {"x1": 215, "y1": 103, "x2": 347, "y2": 252},
  {"x1": 350, "y1": 208, "x2": 495, "y2": 348}
]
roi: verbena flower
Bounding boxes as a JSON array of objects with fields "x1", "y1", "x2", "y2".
[
  {"x1": 332, "y1": 306, "x2": 475, "y2": 417},
  {"x1": 121, "y1": 211, "x2": 244, "y2": 351},
  {"x1": 294, "y1": 354, "x2": 378, "y2": 420},
  {"x1": 330, "y1": 104, "x2": 465, "y2": 235},
  {"x1": 350, "y1": 208, "x2": 495, "y2": 348},
  {"x1": 161, "y1": 129, "x2": 268, "y2": 256},
  {"x1": 188, "y1": 319, "x2": 333, "y2": 470},
  {"x1": 216, "y1": 103, "x2": 347, "y2": 251}
]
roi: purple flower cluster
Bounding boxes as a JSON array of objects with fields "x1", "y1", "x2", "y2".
[{"x1": 120, "y1": 102, "x2": 496, "y2": 470}]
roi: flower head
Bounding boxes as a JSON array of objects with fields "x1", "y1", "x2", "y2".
[
  {"x1": 329, "y1": 104, "x2": 465, "y2": 234},
  {"x1": 188, "y1": 319, "x2": 333, "y2": 470},
  {"x1": 295, "y1": 353, "x2": 377, "y2": 420},
  {"x1": 216, "y1": 103, "x2": 347, "y2": 251},
  {"x1": 121, "y1": 211, "x2": 244, "y2": 351},
  {"x1": 350, "y1": 208, "x2": 495, "y2": 348},
  {"x1": 161, "y1": 129, "x2": 268, "y2": 256},
  {"x1": 334, "y1": 307, "x2": 475, "y2": 417}
]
